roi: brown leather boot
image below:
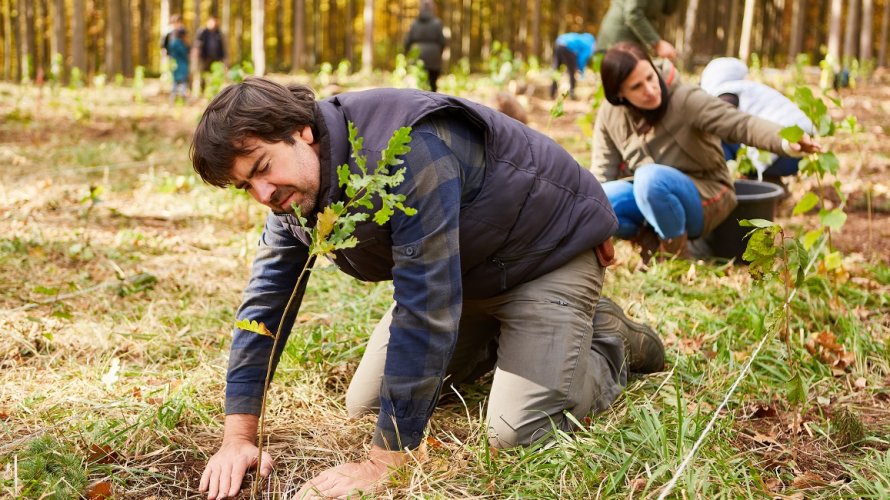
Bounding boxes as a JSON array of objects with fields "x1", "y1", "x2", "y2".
[
  {"x1": 629, "y1": 226, "x2": 660, "y2": 264},
  {"x1": 594, "y1": 297, "x2": 665, "y2": 374},
  {"x1": 658, "y1": 233, "x2": 690, "y2": 259}
]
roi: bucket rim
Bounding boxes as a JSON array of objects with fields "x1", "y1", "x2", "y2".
[{"x1": 733, "y1": 179, "x2": 785, "y2": 201}]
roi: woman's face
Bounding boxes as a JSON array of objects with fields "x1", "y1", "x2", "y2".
[{"x1": 619, "y1": 60, "x2": 662, "y2": 110}]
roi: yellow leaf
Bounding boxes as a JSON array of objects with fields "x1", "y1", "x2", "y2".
[
  {"x1": 316, "y1": 206, "x2": 339, "y2": 240},
  {"x1": 234, "y1": 319, "x2": 274, "y2": 337}
]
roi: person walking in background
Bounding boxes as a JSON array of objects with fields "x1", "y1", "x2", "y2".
[
  {"x1": 404, "y1": 0, "x2": 446, "y2": 92},
  {"x1": 700, "y1": 57, "x2": 814, "y2": 184},
  {"x1": 196, "y1": 15, "x2": 227, "y2": 94},
  {"x1": 591, "y1": 43, "x2": 821, "y2": 262},
  {"x1": 168, "y1": 27, "x2": 190, "y2": 103},
  {"x1": 161, "y1": 14, "x2": 185, "y2": 57},
  {"x1": 597, "y1": 0, "x2": 679, "y2": 60},
  {"x1": 550, "y1": 32, "x2": 596, "y2": 99}
]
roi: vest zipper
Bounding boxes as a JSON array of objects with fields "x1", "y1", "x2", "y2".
[{"x1": 490, "y1": 245, "x2": 557, "y2": 291}]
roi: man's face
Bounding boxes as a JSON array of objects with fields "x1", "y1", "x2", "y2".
[
  {"x1": 230, "y1": 127, "x2": 321, "y2": 215},
  {"x1": 207, "y1": 18, "x2": 218, "y2": 30}
]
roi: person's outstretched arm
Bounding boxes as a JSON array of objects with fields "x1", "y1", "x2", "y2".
[
  {"x1": 688, "y1": 86, "x2": 822, "y2": 155},
  {"x1": 624, "y1": 0, "x2": 676, "y2": 60},
  {"x1": 199, "y1": 213, "x2": 312, "y2": 498}
]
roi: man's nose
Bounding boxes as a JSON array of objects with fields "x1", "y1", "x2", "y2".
[{"x1": 253, "y1": 181, "x2": 276, "y2": 205}]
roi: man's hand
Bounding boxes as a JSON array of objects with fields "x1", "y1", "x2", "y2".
[
  {"x1": 654, "y1": 40, "x2": 677, "y2": 60},
  {"x1": 199, "y1": 414, "x2": 274, "y2": 500},
  {"x1": 293, "y1": 446, "x2": 411, "y2": 499}
]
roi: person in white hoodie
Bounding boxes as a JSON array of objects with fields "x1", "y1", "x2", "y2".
[{"x1": 700, "y1": 57, "x2": 813, "y2": 181}]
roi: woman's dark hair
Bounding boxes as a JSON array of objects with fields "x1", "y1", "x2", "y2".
[
  {"x1": 600, "y1": 42, "x2": 671, "y2": 128},
  {"x1": 190, "y1": 77, "x2": 317, "y2": 188}
]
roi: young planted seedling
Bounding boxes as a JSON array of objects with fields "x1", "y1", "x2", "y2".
[
  {"x1": 235, "y1": 123, "x2": 416, "y2": 495},
  {"x1": 740, "y1": 84, "x2": 854, "y2": 405}
]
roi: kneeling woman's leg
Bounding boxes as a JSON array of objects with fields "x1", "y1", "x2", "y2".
[
  {"x1": 632, "y1": 164, "x2": 704, "y2": 240},
  {"x1": 602, "y1": 180, "x2": 647, "y2": 239}
]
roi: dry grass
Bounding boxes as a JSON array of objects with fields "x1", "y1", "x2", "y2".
[{"x1": 2, "y1": 76, "x2": 889, "y2": 499}]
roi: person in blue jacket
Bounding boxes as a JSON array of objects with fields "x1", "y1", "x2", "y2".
[
  {"x1": 168, "y1": 27, "x2": 190, "y2": 102},
  {"x1": 550, "y1": 32, "x2": 596, "y2": 99}
]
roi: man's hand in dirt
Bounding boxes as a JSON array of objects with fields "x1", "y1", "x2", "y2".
[
  {"x1": 199, "y1": 414, "x2": 274, "y2": 499},
  {"x1": 292, "y1": 445, "x2": 411, "y2": 499}
]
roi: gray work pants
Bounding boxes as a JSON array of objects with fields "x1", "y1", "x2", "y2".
[{"x1": 345, "y1": 250, "x2": 627, "y2": 448}]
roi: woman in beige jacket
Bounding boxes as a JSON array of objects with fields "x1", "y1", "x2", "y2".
[{"x1": 591, "y1": 43, "x2": 820, "y2": 260}]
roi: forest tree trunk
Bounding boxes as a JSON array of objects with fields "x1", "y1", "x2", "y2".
[
  {"x1": 843, "y1": 0, "x2": 860, "y2": 63},
  {"x1": 72, "y1": 0, "x2": 85, "y2": 74},
  {"x1": 292, "y1": 0, "x2": 305, "y2": 72},
  {"x1": 727, "y1": 0, "x2": 741, "y2": 56},
  {"x1": 362, "y1": 0, "x2": 374, "y2": 72},
  {"x1": 20, "y1": 0, "x2": 36, "y2": 80},
  {"x1": 251, "y1": 0, "x2": 264, "y2": 74},
  {"x1": 122, "y1": 0, "x2": 133, "y2": 76},
  {"x1": 105, "y1": 0, "x2": 122, "y2": 76},
  {"x1": 2, "y1": 0, "x2": 11, "y2": 79},
  {"x1": 681, "y1": 0, "x2": 699, "y2": 69},
  {"x1": 827, "y1": 0, "x2": 843, "y2": 63},
  {"x1": 860, "y1": 0, "x2": 873, "y2": 62},
  {"x1": 880, "y1": 0, "x2": 890, "y2": 66},
  {"x1": 532, "y1": 0, "x2": 541, "y2": 63},
  {"x1": 788, "y1": 0, "x2": 805, "y2": 61},
  {"x1": 738, "y1": 0, "x2": 755, "y2": 62},
  {"x1": 51, "y1": 0, "x2": 65, "y2": 79}
]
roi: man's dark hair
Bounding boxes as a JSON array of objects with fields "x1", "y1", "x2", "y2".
[
  {"x1": 600, "y1": 42, "x2": 670, "y2": 128},
  {"x1": 190, "y1": 77, "x2": 317, "y2": 188}
]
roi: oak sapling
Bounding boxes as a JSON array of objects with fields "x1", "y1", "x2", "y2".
[{"x1": 235, "y1": 123, "x2": 415, "y2": 494}]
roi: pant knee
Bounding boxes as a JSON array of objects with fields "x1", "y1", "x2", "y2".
[
  {"x1": 487, "y1": 414, "x2": 559, "y2": 449},
  {"x1": 345, "y1": 392, "x2": 379, "y2": 419}
]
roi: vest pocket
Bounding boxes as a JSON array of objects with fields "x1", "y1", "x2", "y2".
[{"x1": 490, "y1": 245, "x2": 557, "y2": 291}]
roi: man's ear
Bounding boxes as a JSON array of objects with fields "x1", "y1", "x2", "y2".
[{"x1": 297, "y1": 126, "x2": 314, "y2": 144}]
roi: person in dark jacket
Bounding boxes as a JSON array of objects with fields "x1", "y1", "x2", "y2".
[
  {"x1": 404, "y1": 0, "x2": 447, "y2": 92},
  {"x1": 196, "y1": 16, "x2": 226, "y2": 93},
  {"x1": 191, "y1": 78, "x2": 664, "y2": 500}
]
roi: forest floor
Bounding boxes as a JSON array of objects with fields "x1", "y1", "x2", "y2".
[{"x1": 1, "y1": 70, "x2": 889, "y2": 499}]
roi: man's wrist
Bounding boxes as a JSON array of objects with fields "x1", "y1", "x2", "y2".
[
  {"x1": 368, "y1": 445, "x2": 413, "y2": 470},
  {"x1": 222, "y1": 413, "x2": 260, "y2": 442}
]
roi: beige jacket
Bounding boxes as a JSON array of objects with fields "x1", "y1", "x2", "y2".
[{"x1": 591, "y1": 80, "x2": 784, "y2": 235}]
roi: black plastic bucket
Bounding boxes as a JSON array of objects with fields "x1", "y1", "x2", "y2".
[{"x1": 703, "y1": 179, "x2": 785, "y2": 261}]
